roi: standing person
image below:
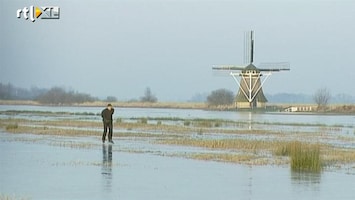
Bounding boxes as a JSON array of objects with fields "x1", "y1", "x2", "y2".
[{"x1": 101, "y1": 104, "x2": 114, "y2": 143}]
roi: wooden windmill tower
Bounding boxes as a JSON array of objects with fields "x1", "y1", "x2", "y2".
[{"x1": 213, "y1": 31, "x2": 290, "y2": 109}]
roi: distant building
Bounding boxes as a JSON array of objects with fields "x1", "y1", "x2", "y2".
[{"x1": 284, "y1": 106, "x2": 313, "y2": 112}]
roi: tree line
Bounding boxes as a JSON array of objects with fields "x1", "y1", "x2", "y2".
[
  {"x1": 0, "y1": 83, "x2": 234, "y2": 106},
  {"x1": 35, "y1": 87, "x2": 98, "y2": 105},
  {"x1": 0, "y1": 83, "x2": 46, "y2": 100},
  {"x1": 0, "y1": 83, "x2": 159, "y2": 105},
  {"x1": 0, "y1": 83, "x2": 97, "y2": 105},
  {"x1": 1, "y1": 82, "x2": 334, "y2": 109}
]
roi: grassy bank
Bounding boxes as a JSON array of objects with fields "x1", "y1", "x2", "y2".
[
  {"x1": 1, "y1": 100, "x2": 355, "y2": 114},
  {"x1": 0, "y1": 100, "x2": 208, "y2": 109}
]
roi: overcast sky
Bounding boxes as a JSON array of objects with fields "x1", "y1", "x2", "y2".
[{"x1": 1, "y1": 0, "x2": 355, "y2": 101}]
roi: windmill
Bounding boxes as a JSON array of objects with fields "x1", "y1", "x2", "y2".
[{"x1": 212, "y1": 31, "x2": 290, "y2": 109}]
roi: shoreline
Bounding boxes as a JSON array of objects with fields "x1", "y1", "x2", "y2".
[{"x1": 0, "y1": 100, "x2": 354, "y2": 114}]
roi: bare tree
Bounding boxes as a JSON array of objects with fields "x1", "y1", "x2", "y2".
[
  {"x1": 313, "y1": 87, "x2": 331, "y2": 111},
  {"x1": 106, "y1": 96, "x2": 117, "y2": 102},
  {"x1": 207, "y1": 88, "x2": 234, "y2": 106},
  {"x1": 140, "y1": 87, "x2": 158, "y2": 103},
  {"x1": 36, "y1": 87, "x2": 97, "y2": 105}
]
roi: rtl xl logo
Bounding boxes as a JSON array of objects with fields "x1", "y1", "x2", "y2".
[{"x1": 17, "y1": 6, "x2": 60, "y2": 22}]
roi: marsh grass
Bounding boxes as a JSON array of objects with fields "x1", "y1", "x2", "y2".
[
  {"x1": 2, "y1": 111, "x2": 355, "y2": 168},
  {"x1": 291, "y1": 143, "x2": 321, "y2": 172},
  {"x1": 160, "y1": 138, "x2": 273, "y2": 152},
  {"x1": 116, "y1": 118, "x2": 123, "y2": 123},
  {"x1": 322, "y1": 148, "x2": 355, "y2": 166},
  {"x1": 0, "y1": 110, "x2": 99, "y2": 116},
  {"x1": 183, "y1": 121, "x2": 191, "y2": 126},
  {"x1": 318, "y1": 126, "x2": 343, "y2": 132},
  {"x1": 3, "y1": 123, "x2": 178, "y2": 140},
  {"x1": 49, "y1": 141, "x2": 96, "y2": 149},
  {"x1": 130, "y1": 117, "x2": 232, "y2": 128},
  {"x1": 274, "y1": 141, "x2": 322, "y2": 172},
  {"x1": 130, "y1": 117, "x2": 184, "y2": 121},
  {"x1": 194, "y1": 121, "x2": 213, "y2": 128},
  {"x1": 189, "y1": 153, "x2": 255, "y2": 163},
  {"x1": 137, "y1": 118, "x2": 148, "y2": 124},
  {"x1": 214, "y1": 122, "x2": 222, "y2": 127},
  {"x1": 158, "y1": 138, "x2": 344, "y2": 167},
  {"x1": 6, "y1": 126, "x2": 100, "y2": 136},
  {"x1": 5, "y1": 123, "x2": 18, "y2": 130},
  {"x1": 40, "y1": 120, "x2": 101, "y2": 128}
]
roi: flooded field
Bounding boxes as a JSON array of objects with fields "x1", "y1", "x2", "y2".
[{"x1": 0, "y1": 105, "x2": 354, "y2": 199}]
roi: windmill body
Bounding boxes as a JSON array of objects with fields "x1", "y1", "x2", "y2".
[
  {"x1": 212, "y1": 31, "x2": 290, "y2": 109},
  {"x1": 234, "y1": 64, "x2": 268, "y2": 108}
]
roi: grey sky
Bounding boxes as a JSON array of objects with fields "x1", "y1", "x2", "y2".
[{"x1": 1, "y1": 0, "x2": 355, "y2": 101}]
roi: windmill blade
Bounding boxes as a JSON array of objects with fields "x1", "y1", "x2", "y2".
[
  {"x1": 258, "y1": 62, "x2": 290, "y2": 71},
  {"x1": 212, "y1": 70, "x2": 232, "y2": 77},
  {"x1": 244, "y1": 31, "x2": 254, "y2": 65},
  {"x1": 212, "y1": 65, "x2": 246, "y2": 71},
  {"x1": 250, "y1": 31, "x2": 254, "y2": 64}
]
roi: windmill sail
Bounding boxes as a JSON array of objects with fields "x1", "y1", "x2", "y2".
[
  {"x1": 258, "y1": 62, "x2": 290, "y2": 71},
  {"x1": 212, "y1": 65, "x2": 246, "y2": 71},
  {"x1": 250, "y1": 31, "x2": 254, "y2": 64}
]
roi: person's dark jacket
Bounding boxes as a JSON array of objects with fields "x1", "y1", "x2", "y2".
[{"x1": 101, "y1": 108, "x2": 114, "y2": 123}]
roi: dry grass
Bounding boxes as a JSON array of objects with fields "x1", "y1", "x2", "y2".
[
  {"x1": 5, "y1": 123, "x2": 18, "y2": 130},
  {"x1": 0, "y1": 100, "x2": 40, "y2": 105},
  {"x1": 189, "y1": 153, "x2": 256, "y2": 163},
  {"x1": 160, "y1": 138, "x2": 275, "y2": 152},
  {"x1": 0, "y1": 194, "x2": 30, "y2": 200},
  {"x1": 322, "y1": 148, "x2": 355, "y2": 165},
  {"x1": 3, "y1": 125, "x2": 177, "y2": 139},
  {"x1": 159, "y1": 138, "x2": 355, "y2": 167},
  {"x1": 186, "y1": 153, "x2": 288, "y2": 165},
  {"x1": 39, "y1": 120, "x2": 101, "y2": 128}
]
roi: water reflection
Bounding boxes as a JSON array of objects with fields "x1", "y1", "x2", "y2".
[
  {"x1": 248, "y1": 112, "x2": 252, "y2": 130},
  {"x1": 102, "y1": 144, "x2": 113, "y2": 192},
  {"x1": 291, "y1": 171, "x2": 321, "y2": 192},
  {"x1": 246, "y1": 166, "x2": 253, "y2": 200}
]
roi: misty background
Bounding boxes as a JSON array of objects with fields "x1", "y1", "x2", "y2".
[{"x1": 1, "y1": 0, "x2": 355, "y2": 103}]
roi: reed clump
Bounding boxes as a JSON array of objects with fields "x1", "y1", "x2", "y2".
[{"x1": 275, "y1": 141, "x2": 322, "y2": 172}]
